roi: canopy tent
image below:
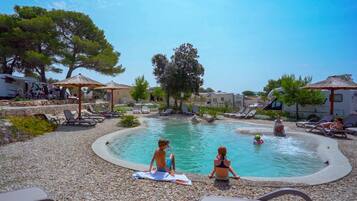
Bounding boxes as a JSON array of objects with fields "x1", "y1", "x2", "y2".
[
  {"x1": 96, "y1": 81, "x2": 131, "y2": 112},
  {"x1": 304, "y1": 74, "x2": 357, "y2": 115},
  {"x1": 53, "y1": 74, "x2": 104, "y2": 119}
]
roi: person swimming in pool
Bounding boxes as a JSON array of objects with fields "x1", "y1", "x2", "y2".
[
  {"x1": 149, "y1": 139, "x2": 176, "y2": 175},
  {"x1": 208, "y1": 146, "x2": 240, "y2": 180},
  {"x1": 253, "y1": 134, "x2": 264, "y2": 145}
]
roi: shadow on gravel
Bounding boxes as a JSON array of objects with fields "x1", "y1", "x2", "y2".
[
  {"x1": 56, "y1": 125, "x2": 95, "y2": 132},
  {"x1": 213, "y1": 180, "x2": 232, "y2": 190}
]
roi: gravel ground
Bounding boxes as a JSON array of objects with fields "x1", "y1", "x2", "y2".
[{"x1": 0, "y1": 117, "x2": 356, "y2": 201}]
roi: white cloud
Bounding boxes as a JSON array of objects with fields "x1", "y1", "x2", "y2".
[{"x1": 50, "y1": 1, "x2": 68, "y2": 9}]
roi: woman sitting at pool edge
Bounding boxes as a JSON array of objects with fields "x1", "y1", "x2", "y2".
[
  {"x1": 148, "y1": 139, "x2": 176, "y2": 175},
  {"x1": 208, "y1": 146, "x2": 240, "y2": 180}
]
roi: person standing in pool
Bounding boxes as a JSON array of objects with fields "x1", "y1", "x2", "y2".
[
  {"x1": 208, "y1": 146, "x2": 240, "y2": 180},
  {"x1": 149, "y1": 139, "x2": 176, "y2": 175}
]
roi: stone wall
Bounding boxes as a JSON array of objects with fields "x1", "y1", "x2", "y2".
[{"x1": 0, "y1": 102, "x2": 109, "y2": 117}]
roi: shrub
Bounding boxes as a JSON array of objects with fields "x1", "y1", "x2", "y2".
[
  {"x1": 114, "y1": 106, "x2": 130, "y2": 114},
  {"x1": 8, "y1": 116, "x2": 57, "y2": 136},
  {"x1": 256, "y1": 109, "x2": 288, "y2": 119},
  {"x1": 119, "y1": 115, "x2": 140, "y2": 128},
  {"x1": 198, "y1": 106, "x2": 233, "y2": 116}
]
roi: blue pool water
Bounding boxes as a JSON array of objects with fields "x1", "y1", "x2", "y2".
[{"x1": 109, "y1": 118, "x2": 326, "y2": 177}]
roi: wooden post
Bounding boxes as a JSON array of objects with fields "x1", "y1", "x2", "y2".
[
  {"x1": 329, "y1": 89, "x2": 334, "y2": 115},
  {"x1": 111, "y1": 89, "x2": 114, "y2": 112},
  {"x1": 78, "y1": 86, "x2": 82, "y2": 119}
]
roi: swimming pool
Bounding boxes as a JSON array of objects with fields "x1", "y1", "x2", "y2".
[{"x1": 108, "y1": 118, "x2": 327, "y2": 177}]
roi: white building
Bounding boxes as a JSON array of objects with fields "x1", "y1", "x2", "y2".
[{"x1": 192, "y1": 92, "x2": 243, "y2": 108}]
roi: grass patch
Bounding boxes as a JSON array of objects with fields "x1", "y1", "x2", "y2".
[
  {"x1": 8, "y1": 116, "x2": 57, "y2": 136},
  {"x1": 118, "y1": 115, "x2": 140, "y2": 128},
  {"x1": 256, "y1": 108, "x2": 289, "y2": 119}
]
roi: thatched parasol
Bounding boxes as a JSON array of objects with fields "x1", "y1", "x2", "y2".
[
  {"x1": 304, "y1": 74, "x2": 357, "y2": 115},
  {"x1": 96, "y1": 81, "x2": 131, "y2": 112},
  {"x1": 53, "y1": 74, "x2": 104, "y2": 119}
]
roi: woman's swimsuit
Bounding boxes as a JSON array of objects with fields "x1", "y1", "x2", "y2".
[{"x1": 216, "y1": 159, "x2": 229, "y2": 168}]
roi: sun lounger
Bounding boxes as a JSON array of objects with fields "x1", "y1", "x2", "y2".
[
  {"x1": 63, "y1": 110, "x2": 96, "y2": 126},
  {"x1": 201, "y1": 188, "x2": 312, "y2": 201},
  {"x1": 182, "y1": 105, "x2": 193, "y2": 115},
  {"x1": 34, "y1": 113, "x2": 61, "y2": 125},
  {"x1": 0, "y1": 187, "x2": 53, "y2": 201},
  {"x1": 224, "y1": 107, "x2": 245, "y2": 118},
  {"x1": 230, "y1": 108, "x2": 251, "y2": 119},
  {"x1": 307, "y1": 114, "x2": 357, "y2": 138},
  {"x1": 81, "y1": 110, "x2": 105, "y2": 123},
  {"x1": 244, "y1": 109, "x2": 256, "y2": 119},
  {"x1": 160, "y1": 108, "x2": 173, "y2": 116},
  {"x1": 132, "y1": 171, "x2": 192, "y2": 185},
  {"x1": 141, "y1": 106, "x2": 150, "y2": 114},
  {"x1": 296, "y1": 115, "x2": 334, "y2": 128},
  {"x1": 87, "y1": 105, "x2": 120, "y2": 118}
]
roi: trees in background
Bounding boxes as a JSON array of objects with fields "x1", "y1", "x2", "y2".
[
  {"x1": 199, "y1": 87, "x2": 214, "y2": 93},
  {"x1": 152, "y1": 43, "x2": 204, "y2": 108},
  {"x1": 274, "y1": 75, "x2": 324, "y2": 120},
  {"x1": 242, "y1": 90, "x2": 256, "y2": 96},
  {"x1": 131, "y1": 75, "x2": 149, "y2": 102},
  {"x1": 0, "y1": 6, "x2": 124, "y2": 96},
  {"x1": 151, "y1": 86, "x2": 164, "y2": 102}
]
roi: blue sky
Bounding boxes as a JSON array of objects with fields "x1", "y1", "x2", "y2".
[{"x1": 1, "y1": 0, "x2": 357, "y2": 93}]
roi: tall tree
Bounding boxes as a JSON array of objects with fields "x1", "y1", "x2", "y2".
[
  {"x1": 131, "y1": 75, "x2": 149, "y2": 102},
  {"x1": 15, "y1": 6, "x2": 62, "y2": 85},
  {"x1": 49, "y1": 10, "x2": 124, "y2": 79},
  {"x1": 151, "y1": 86, "x2": 164, "y2": 102},
  {"x1": 152, "y1": 43, "x2": 204, "y2": 109},
  {"x1": 0, "y1": 14, "x2": 24, "y2": 74},
  {"x1": 274, "y1": 75, "x2": 325, "y2": 120}
]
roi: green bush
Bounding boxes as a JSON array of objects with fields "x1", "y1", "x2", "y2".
[
  {"x1": 8, "y1": 116, "x2": 57, "y2": 136},
  {"x1": 114, "y1": 106, "x2": 130, "y2": 114},
  {"x1": 119, "y1": 115, "x2": 140, "y2": 128},
  {"x1": 256, "y1": 109, "x2": 288, "y2": 119},
  {"x1": 198, "y1": 106, "x2": 233, "y2": 116}
]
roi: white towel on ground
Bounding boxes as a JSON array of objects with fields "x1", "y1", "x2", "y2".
[{"x1": 132, "y1": 171, "x2": 192, "y2": 185}]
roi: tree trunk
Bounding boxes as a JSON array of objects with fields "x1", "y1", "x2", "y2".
[
  {"x1": 60, "y1": 67, "x2": 75, "y2": 99},
  {"x1": 295, "y1": 103, "x2": 299, "y2": 120},
  {"x1": 179, "y1": 97, "x2": 183, "y2": 111},
  {"x1": 166, "y1": 92, "x2": 170, "y2": 108},
  {"x1": 174, "y1": 98, "x2": 178, "y2": 109},
  {"x1": 39, "y1": 66, "x2": 49, "y2": 95}
]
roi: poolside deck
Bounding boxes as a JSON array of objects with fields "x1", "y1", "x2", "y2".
[{"x1": 0, "y1": 117, "x2": 356, "y2": 201}]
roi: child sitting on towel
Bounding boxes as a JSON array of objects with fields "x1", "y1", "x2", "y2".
[{"x1": 149, "y1": 139, "x2": 176, "y2": 175}]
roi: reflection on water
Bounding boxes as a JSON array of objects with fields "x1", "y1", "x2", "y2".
[{"x1": 110, "y1": 118, "x2": 326, "y2": 177}]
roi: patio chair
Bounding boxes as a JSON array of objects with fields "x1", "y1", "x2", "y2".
[
  {"x1": 192, "y1": 105, "x2": 199, "y2": 114},
  {"x1": 296, "y1": 115, "x2": 334, "y2": 128},
  {"x1": 87, "y1": 105, "x2": 120, "y2": 118},
  {"x1": 132, "y1": 105, "x2": 141, "y2": 114},
  {"x1": 63, "y1": 110, "x2": 96, "y2": 126},
  {"x1": 244, "y1": 109, "x2": 257, "y2": 119},
  {"x1": 182, "y1": 105, "x2": 193, "y2": 115},
  {"x1": 201, "y1": 188, "x2": 312, "y2": 201},
  {"x1": 160, "y1": 108, "x2": 173, "y2": 116},
  {"x1": 0, "y1": 187, "x2": 53, "y2": 201},
  {"x1": 141, "y1": 106, "x2": 150, "y2": 114}
]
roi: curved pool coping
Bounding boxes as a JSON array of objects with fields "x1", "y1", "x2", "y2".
[{"x1": 92, "y1": 118, "x2": 352, "y2": 185}]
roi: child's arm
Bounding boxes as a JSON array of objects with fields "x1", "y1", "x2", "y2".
[
  {"x1": 148, "y1": 150, "x2": 156, "y2": 172},
  {"x1": 208, "y1": 162, "x2": 216, "y2": 178},
  {"x1": 229, "y1": 166, "x2": 240, "y2": 179}
]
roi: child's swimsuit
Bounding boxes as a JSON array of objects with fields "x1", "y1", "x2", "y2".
[{"x1": 157, "y1": 159, "x2": 172, "y2": 172}]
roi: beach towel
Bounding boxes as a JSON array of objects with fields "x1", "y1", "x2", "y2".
[{"x1": 132, "y1": 171, "x2": 192, "y2": 185}]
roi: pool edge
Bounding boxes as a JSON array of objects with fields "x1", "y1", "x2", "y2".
[{"x1": 92, "y1": 118, "x2": 352, "y2": 185}]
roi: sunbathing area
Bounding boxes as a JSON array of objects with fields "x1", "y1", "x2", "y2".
[{"x1": 1, "y1": 1, "x2": 357, "y2": 201}]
